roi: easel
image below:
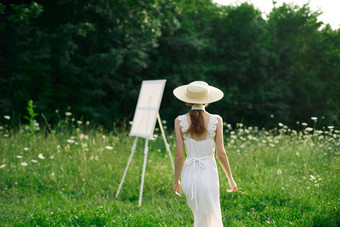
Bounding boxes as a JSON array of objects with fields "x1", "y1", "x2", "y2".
[
  {"x1": 115, "y1": 114, "x2": 174, "y2": 206},
  {"x1": 114, "y1": 80, "x2": 174, "y2": 206}
]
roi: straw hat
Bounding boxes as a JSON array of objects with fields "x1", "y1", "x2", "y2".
[{"x1": 173, "y1": 81, "x2": 224, "y2": 104}]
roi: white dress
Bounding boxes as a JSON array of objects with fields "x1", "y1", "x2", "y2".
[{"x1": 178, "y1": 114, "x2": 223, "y2": 227}]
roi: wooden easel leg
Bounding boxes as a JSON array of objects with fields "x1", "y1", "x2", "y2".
[
  {"x1": 115, "y1": 137, "x2": 138, "y2": 200},
  {"x1": 157, "y1": 113, "x2": 175, "y2": 172},
  {"x1": 138, "y1": 138, "x2": 149, "y2": 206}
]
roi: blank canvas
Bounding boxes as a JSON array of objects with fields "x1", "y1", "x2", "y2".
[{"x1": 129, "y1": 80, "x2": 166, "y2": 138}]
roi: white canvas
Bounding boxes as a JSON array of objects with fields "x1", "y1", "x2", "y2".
[{"x1": 129, "y1": 80, "x2": 166, "y2": 138}]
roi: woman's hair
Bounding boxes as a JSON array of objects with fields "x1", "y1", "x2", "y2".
[
  {"x1": 184, "y1": 103, "x2": 209, "y2": 136},
  {"x1": 185, "y1": 110, "x2": 206, "y2": 136}
]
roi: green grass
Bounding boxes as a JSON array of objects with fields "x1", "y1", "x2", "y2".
[{"x1": 0, "y1": 120, "x2": 339, "y2": 226}]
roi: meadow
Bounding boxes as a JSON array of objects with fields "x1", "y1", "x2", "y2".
[{"x1": 0, "y1": 114, "x2": 339, "y2": 226}]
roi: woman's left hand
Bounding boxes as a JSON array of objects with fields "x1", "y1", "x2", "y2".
[{"x1": 173, "y1": 181, "x2": 181, "y2": 197}]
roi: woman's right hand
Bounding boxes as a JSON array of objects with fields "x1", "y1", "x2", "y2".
[
  {"x1": 227, "y1": 187, "x2": 238, "y2": 192},
  {"x1": 173, "y1": 181, "x2": 181, "y2": 197},
  {"x1": 227, "y1": 180, "x2": 238, "y2": 193}
]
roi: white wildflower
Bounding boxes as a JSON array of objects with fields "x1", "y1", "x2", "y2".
[
  {"x1": 102, "y1": 135, "x2": 106, "y2": 139},
  {"x1": 105, "y1": 146, "x2": 113, "y2": 150},
  {"x1": 65, "y1": 112, "x2": 72, "y2": 116},
  {"x1": 51, "y1": 172, "x2": 55, "y2": 176},
  {"x1": 79, "y1": 134, "x2": 89, "y2": 140},
  {"x1": 301, "y1": 122, "x2": 308, "y2": 126},
  {"x1": 305, "y1": 127, "x2": 313, "y2": 132},
  {"x1": 66, "y1": 139, "x2": 75, "y2": 144},
  {"x1": 311, "y1": 117, "x2": 318, "y2": 121},
  {"x1": 21, "y1": 162, "x2": 28, "y2": 166},
  {"x1": 310, "y1": 175, "x2": 316, "y2": 180},
  {"x1": 277, "y1": 169, "x2": 282, "y2": 175},
  {"x1": 38, "y1": 153, "x2": 45, "y2": 160},
  {"x1": 50, "y1": 155, "x2": 54, "y2": 159},
  {"x1": 34, "y1": 121, "x2": 40, "y2": 131},
  {"x1": 328, "y1": 126, "x2": 334, "y2": 129},
  {"x1": 24, "y1": 147, "x2": 29, "y2": 151},
  {"x1": 31, "y1": 160, "x2": 38, "y2": 163},
  {"x1": 16, "y1": 155, "x2": 23, "y2": 159},
  {"x1": 296, "y1": 152, "x2": 300, "y2": 156},
  {"x1": 77, "y1": 120, "x2": 82, "y2": 125},
  {"x1": 4, "y1": 115, "x2": 10, "y2": 120},
  {"x1": 278, "y1": 123, "x2": 283, "y2": 127},
  {"x1": 0, "y1": 164, "x2": 5, "y2": 168},
  {"x1": 129, "y1": 121, "x2": 133, "y2": 125},
  {"x1": 162, "y1": 120, "x2": 167, "y2": 124}
]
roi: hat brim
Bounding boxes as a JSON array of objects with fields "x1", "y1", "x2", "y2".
[{"x1": 173, "y1": 85, "x2": 224, "y2": 104}]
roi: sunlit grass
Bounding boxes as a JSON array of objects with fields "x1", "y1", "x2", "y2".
[{"x1": 0, "y1": 116, "x2": 339, "y2": 226}]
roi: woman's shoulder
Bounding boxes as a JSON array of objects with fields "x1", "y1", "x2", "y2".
[
  {"x1": 174, "y1": 113, "x2": 189, "y2": 126},
  {"x1": 208, "y1": 113, "x2": 222, "y2": 120},
  {"x1": 175, "y1": 113, "x2": 188, "y2": 121}
]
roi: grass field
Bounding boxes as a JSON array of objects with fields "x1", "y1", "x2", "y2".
[{"x1": 0, "y1": 117, "x2": 339, "y2": 226}]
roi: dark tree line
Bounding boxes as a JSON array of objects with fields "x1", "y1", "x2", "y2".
[{"x1": 1, "y1": 0, "x2": 339, "y2": 129}]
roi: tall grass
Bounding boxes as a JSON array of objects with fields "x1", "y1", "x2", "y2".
[{"x1": 0, "y1": 115, "x2": 339, "y2": 226}]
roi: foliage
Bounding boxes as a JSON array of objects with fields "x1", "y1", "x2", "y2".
[
  {"x1": 23, "y1": 100, "x2": 39, "y2": 135},
  {"x1": 0, "y1": 1, "x2": 340, "y2": 129},
  {"x1": 0, "y1": 118, "x2": 339, "y2": 226}
]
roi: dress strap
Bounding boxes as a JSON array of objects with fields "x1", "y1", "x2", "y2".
[
  {"x1": 206, "y1": 114, "x2": 218, "y2": 140},
  {"x1": 178, "y1": 114, "x2": 191, "y2": 140}
]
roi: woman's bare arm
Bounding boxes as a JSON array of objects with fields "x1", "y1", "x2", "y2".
[
  {"x1": 215, "y1": 116, "x2": 237, "y2": 191},
  {"x1": 173, "y1": 117, "x2": 185, "y2": 196}
]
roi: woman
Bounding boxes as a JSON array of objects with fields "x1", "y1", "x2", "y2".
[{"x1": 172, "y1": 81, "x2": 237, "y2": 227}]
